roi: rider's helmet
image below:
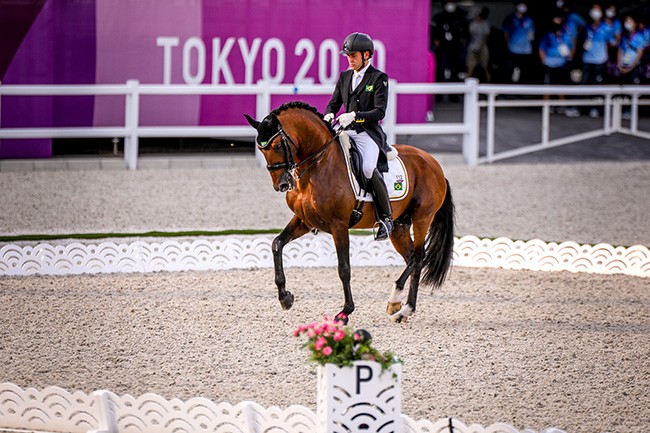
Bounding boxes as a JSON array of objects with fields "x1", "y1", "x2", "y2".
[{"x1": 340, "y1": 32, "x2": 374, "y2": 57}]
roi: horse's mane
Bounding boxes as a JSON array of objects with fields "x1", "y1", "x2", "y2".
[{"x1": 270, "y1": 101, "x2": 336, "y2": 135}]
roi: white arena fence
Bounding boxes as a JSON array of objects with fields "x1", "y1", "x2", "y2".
[
  {"x1": 0, "y1": 382, "x2": 566, "y2": 433},
  {"x1": 0, "y1": 235, "x2": 647, "y2": 278},
  {"x1": 1, "y1": 79, "x2": 648, "y2": 168}
]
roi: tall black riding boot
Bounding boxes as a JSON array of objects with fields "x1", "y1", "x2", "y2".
[{"x1": 368, "y1": 169, "x2": 393, "y2": 241}]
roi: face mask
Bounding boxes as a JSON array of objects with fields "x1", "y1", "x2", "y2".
[
  {"x1": 605, "y1": 9, "x2": 616, "y2": 19},
  {"x1": 624, "y1": 21, "x2": 634, "y2": 32},
  {"x1": 517, "y1": 4, "x2": 527, "y2": 14},
  {"x1": 444, "y1": 3, "x2": 456, "y2": 13},
  {"x1": 590, "y1": 9, "x2": 602, "y2": 21}
]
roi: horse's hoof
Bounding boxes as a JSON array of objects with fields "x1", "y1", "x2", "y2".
[
  {"x1": 389, "y1": 305, "x2": 413, "y2": 323},
  {"x1": 335, "y1": 312, "x2": 349, "y2": 325},
  {"x1": 280, "y1": 291, "x2": 294, "y2": 310},
  {"x1": 386, "y1": 302, "x2": 402, "y2": 315}
]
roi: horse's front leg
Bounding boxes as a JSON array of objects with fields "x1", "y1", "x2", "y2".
[
  {"x1": 273, "y1": 216, "x2": 311, "y2": 310},
  {"x1": 331, "y1": 225, "x2": 354, "y2": 323}
]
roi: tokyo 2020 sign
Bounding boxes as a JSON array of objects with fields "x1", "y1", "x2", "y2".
[{"x1": 1, "y1": 0, "x2": 431, "y2": 158}]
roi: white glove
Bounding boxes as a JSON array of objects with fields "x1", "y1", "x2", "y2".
[
  {"x1": 323, "y1": 113, "x2": 334, "y2": 123},
  {"x1": 337, "y1": 111, "x2": 356, "y2": 127}
]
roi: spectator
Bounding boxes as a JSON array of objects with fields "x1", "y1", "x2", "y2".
[
  {"x1": 618, "y1": 14, "x2": 646, "y2": 83},
  {"x1": 603, "y1": 4, "x2": 622, "y2": 82},
  {"x1": 617, "y1": 14, "x2": 646, "y2": 118},
  {"x1": 639, "y1": 16, "x2": 650, "y2": 83},
  {"x1": 557, "y1": 0, "x2": 586, "y2": 42},
  {"x1": 539, "y1": 12, "x2": 578, "y2": 117},
  {"x1": 466, "y1": 6, "x2": 491, "y2": 82},
  {"x1": 502, "y1": 1, "x2": 535, "y2": 84},
  {"x1": 431, "y1": 0, "x2": 468, "y2": 87},
  {"x1": 581, "y1": 3, "x2": 611, "y2": 117},
  {"x1": 556, "y1": 1, "x2": 586, "y2": 81}
]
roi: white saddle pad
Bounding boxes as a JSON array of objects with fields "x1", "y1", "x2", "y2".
[{"x1": 339, "y1": 134, "x2": 409, "y2": 202}]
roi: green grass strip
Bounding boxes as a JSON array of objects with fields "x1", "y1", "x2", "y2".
[{"x1": 0, "y1": 228, "x2": 373, "y2": 243}]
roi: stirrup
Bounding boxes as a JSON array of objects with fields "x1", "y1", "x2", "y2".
[{"x1": 373, "y1": 219, "x2": 393, "y2": 241}]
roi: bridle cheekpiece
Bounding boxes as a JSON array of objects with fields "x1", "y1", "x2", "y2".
[{"x1": 258, "y1": 120, "x2": 341, "y2": 182}]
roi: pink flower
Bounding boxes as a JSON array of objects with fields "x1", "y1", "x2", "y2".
[
  {"x1": 333, "y1": 330, "x2": 346, "y2": 342},
  {"x1": 314, "y1": 336, "x2": 327, "y2": 351},
  {"x1": 307, "y1": 328, "x2": 317, "y2": 338},
  {"x1": 354, "y1": 333, "x2": 361, "y2": 342},
  {"x1": 322, "y1": 346, "x2": 333, "y2": 356}
]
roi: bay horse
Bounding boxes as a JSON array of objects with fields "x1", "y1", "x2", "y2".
[{"x1": 245, "y1": 101, "x2": 454, "y2": 323}]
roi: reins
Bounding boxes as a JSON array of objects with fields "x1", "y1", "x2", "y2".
[{"x1": 264, "y1": 123, "x2": 343, "y2": 182}]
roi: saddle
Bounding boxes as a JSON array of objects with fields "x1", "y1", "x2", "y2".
[
  {"x1": 346, "y1": 137, "x2": 369, "y2": 191},
  {"x1": 339, "y1": 132, "x2": 405, "y2": 227}
]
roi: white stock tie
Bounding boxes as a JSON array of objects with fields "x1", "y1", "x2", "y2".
[{"x1": 352, "y1": 74, "x2": 361, "y2": 91}]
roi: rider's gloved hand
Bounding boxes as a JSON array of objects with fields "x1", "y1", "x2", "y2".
[
  {"x1": 337, "y1": 111, "x2": 356, "y2": 127},
  {"x1": 323, "y1": 113, "x2": 334, "y2": 124}
]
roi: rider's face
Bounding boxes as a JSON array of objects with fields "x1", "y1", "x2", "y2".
[{"x1": 346, "y1": 51, "x2": 367, "y2": 71}]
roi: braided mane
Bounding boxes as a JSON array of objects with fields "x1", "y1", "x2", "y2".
[{"x1": 270, "y1": 101, "x2": 336, "y2": 135}]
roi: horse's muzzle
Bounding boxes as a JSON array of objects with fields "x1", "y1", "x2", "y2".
[{"x1": 275, "y1": 172, "x2": 295, "y2": 192}]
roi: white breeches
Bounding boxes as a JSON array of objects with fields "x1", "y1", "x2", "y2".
[{"x1": 347, "y1": 130, "x2": 379, "y2": 179}]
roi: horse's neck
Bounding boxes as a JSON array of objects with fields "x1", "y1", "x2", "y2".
[{"x1": 297, "y1": 132, "x2": 346, "y2": 184}]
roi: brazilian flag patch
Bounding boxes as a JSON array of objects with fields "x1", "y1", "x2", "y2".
[
  {"x1": 365, "y1": 84, "x2": 374, "y2": 92},
  {"x1": 394, "y1": 182, "x2": 403, "y2": 191}
]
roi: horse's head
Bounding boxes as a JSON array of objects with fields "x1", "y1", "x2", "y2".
[
  {"x1": 245, "y1": 102, "x2": 336, "y2": 193},
  {"x1": 245, "y1": 112, "x2": 297, "y2": 192}
]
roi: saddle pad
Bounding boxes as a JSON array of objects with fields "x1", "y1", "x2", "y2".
[{"x1": 340, "y1": 139, "x2": 409, "y2": 202}]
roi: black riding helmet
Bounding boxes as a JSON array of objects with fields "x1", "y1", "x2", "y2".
[{"x1": 340, "y1": 32, "x2": 374, "y2": 57}]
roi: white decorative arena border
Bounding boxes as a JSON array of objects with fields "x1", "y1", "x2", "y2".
[
  {"x1": 0, "y1": 235, "x2": 647, "y2": 278},
  {"x1": 0, "y1": 382, "x2": 565, "y2": 433}
]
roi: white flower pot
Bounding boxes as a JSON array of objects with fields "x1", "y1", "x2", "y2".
[{"x1": 317, "y1": 361, "x2": 402, "y2": 433}]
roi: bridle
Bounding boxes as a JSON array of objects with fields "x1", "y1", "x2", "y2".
[{"x1": 258, "y1": 122, "x2": 342, "y2": 182}]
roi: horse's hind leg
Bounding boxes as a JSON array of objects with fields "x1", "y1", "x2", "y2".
[
  {"x1": 273, "y1": 216, "x2": 311, "y2": 310},
  {"x1": 390, "y1": 216, "x2": 430, "y2": 323},
  {"x1": 387, "y1": 221, "x2": 414, "y2": 316}
]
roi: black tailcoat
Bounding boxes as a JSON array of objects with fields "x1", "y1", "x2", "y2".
[{"x1": 325, "y1": 65, "x2": 390, "y2": 172}]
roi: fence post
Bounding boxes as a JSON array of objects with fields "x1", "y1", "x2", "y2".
[
  {"x1": 90, "y1": 390, "x2": 117, "y2": 433},
  {"x1": 604, "y1": 94, "x2": 612, "y2": 135},
  {"x1": 462, "y1": 78, "x2": 479, "y2": 166},
  {"x1": 383, "y1": 79, "x2": 398, "y2": 146},
  {"x1": 631, "y1": 93, "x2": 639, "y2": 133},
  {"x1": 255, "y1": 82, "x2": 271, "y2": 167},
  {"x1": 124, "y1": 79, "x2": 140, "y2": 170}
]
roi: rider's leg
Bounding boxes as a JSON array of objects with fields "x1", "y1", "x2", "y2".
[
  {"x1": 368, "y1": 169, "x2": 393, "y2": 240},
  {"x1": 347, "y1": 131, "x2": 393, "y2": 240}
]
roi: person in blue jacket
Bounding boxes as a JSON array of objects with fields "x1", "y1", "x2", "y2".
[
  {"x1": 604, "y1": 4, "x2": 623, "y2": 82},
  {"x1": 539, "y1": 12, "x2": 577, "y2": 116},
  {"x1": 618, "y1": 15, "x2": 646, "y2": 84},
  {"x1": 581, "y1": 3, "x2": 612, "y2": 117},
  {"x1": 502, "y1": 1, "x2": 535, "y2": 83},
  {"x1": 617, "y1": 15, "x2": 646, "y2": 119}
]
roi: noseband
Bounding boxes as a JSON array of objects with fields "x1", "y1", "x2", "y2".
[
  {"x1": 262, "y1": 128, "x2": 297, "y2": 174},
  {"x1": 259, "y1": 123, "x2": 341, "y2": 181}
]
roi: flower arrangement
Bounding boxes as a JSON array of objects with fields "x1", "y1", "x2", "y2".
[{"x1": 293, "y1": 315, "x2": 401, "y2": 370}]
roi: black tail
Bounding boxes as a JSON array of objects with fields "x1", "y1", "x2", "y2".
[{"x1": 422, "y1": 179, "x2": 455, "y2": 288}]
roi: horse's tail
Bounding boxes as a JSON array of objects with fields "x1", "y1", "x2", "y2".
[{"x1": 421, "y1": 178, "x2": 455, "y2": 288}]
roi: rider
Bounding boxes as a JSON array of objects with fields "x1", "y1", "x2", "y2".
[{"x1": 323, "y1": 32, "x2": 393, "y2": 241}]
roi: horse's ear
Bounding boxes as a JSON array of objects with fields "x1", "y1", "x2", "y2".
[{"x1": 244, "y1": 114, "x2": 260, "y2": 129}]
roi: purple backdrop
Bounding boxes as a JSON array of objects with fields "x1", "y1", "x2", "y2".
[{"x1": 1, "y1": 0, "x2": 431, "y2": 159}]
